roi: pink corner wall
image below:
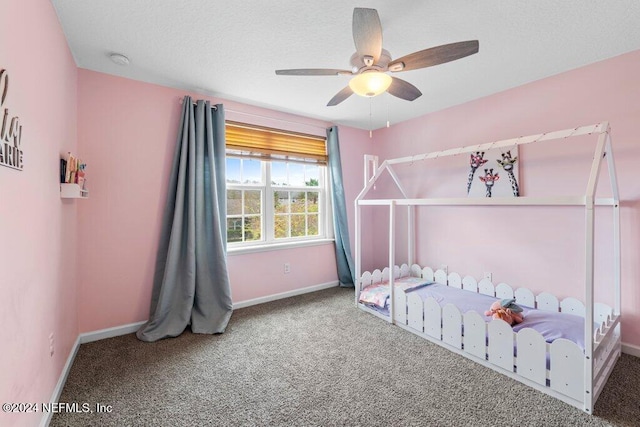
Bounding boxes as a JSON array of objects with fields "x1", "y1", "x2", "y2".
[
  {"x1": 370, "y1": 50, "x2": 640, "y2": 347},
  {"x1": 76, "y1": 69, "x2": 372, "y2": 332},
  {"x1": 0, "y1": 1, "x2": 78, "y2": 426}
]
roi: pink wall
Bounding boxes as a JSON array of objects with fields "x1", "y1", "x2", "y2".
[
  {"x1": 0, "y1": 1, "x2": 78, "y2": 426},
  {"x1": 371, "y1": 50, "x2": 640, "y2": 347},
  {"x1": 76, "y1": 70, "x2": 372, "y2": 332},
  {"x1": 4, "y1": 3, "x2": 637, "y2": 423}
]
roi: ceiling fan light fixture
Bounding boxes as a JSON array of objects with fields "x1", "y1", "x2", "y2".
[{"x1": 349, "y1": 72, "x2": 392, "y2": 97}]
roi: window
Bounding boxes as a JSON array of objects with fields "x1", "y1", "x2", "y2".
[{"x1": 225, "y1": 122, "x2": 329, "y2": 249}]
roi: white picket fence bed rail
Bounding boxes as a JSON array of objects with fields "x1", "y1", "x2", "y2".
[{"x1": 357, "y1": 264, "x2": 621, "y2": 413}]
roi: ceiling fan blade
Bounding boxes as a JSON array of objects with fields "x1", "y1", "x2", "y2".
[
  {"x1": 388, "y1": 40, "x2": 479, "y2": 72},
  {"x1": 353, "y1": 8, "x2": 382, "y2": 63},
  {"x1": 276, "y1": 69, "x2": 352, "y2": 76},
  {"x1": 387, "y1": 77, "x2": 422, "y2": 101},
  {"x1": 327, "y1": 86, "x2": 354, "y2": 106}
]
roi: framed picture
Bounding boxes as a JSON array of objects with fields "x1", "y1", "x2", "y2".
[{"x1": 466, "y1": 148, "x2": 519, "y2": 197}]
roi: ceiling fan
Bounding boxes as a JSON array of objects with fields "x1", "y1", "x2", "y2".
[{"x1": 275, "y1": 8, "x2": 479, "y2": 106}]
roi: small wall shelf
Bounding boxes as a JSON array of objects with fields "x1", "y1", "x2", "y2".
[{"x1": 60, "y1": 183, "x2": 89, "y2": 199}]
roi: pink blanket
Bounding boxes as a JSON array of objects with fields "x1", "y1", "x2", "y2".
[{"x1": 359, "y1": 277, "x2": 432, "y2": 308}]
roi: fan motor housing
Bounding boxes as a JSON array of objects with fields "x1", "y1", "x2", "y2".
[{"x1": 350, "y1": 49, "x2": 392, "y2": 72}]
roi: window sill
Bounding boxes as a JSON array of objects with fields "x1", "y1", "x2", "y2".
[{"x1": 227, "y1": 238, "x2": 335, "y2": 256}]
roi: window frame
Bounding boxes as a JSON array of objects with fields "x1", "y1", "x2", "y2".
[{"x1": 226, "y1": 154, "x2": 331, "y2": 252}]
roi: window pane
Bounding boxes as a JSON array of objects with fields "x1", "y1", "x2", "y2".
[
  {"x1": 226, "y1": 158, "x2": 241, "y2": 184},
  {"x1": 274, "y1": 191, "x2": 289, "y2": 214},
  {"x1": 244, "y1": 190, "x2": 261, "y2": 214},
  {"x1": 305, "y1": 165, "x2": 320, "y2": 187},
  {"x1": 291, "y1": 214, "x2": 306, "y2": 237},
  {"x1": 227, "y1": 190, "x2": 242, "y2": 215},
  {"x1": 288, "y1": 163, "x2": 305, "y2": 187},
  {"x1": 307, "y1": 191, "x2": 319, "y2": 212},
  {"x1": 290, "y1": 192, "x2": 306, "y2": 213},
  {"x1": 226, "y1": 156, "x2": 325, "y2": 245},
  {"x1": 274, "y1": 215, "x2": 289, "y2": 239},
  {"x1": 244, "y1": 216, "x2": 261, "y2": 241},
  {"x1": 271, "y1": 161, "x2": 287, "y2": 186},
  {"x1": 243, "y1": 159, "x2": 262, "y2": 184},
  {"x1": 227, "y1": 217, "x2": 243, "y2": 242},
  {"x1": 308, "y1": 214, "x2": 319, "y2": 236}
]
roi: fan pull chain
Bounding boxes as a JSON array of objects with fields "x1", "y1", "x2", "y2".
[
  {"x1": 386, "y1": 94, "x2": 390, "y2": 128},
  {"x1": 369, "y1": 98, "x2": 373, "y2": 138}
]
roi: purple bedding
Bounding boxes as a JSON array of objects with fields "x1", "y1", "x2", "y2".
[{"x1": 360, "y1": 282, "x2": 587, "y2": 350}]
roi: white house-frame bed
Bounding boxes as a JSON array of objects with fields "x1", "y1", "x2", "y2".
[{"x1": 354, "y1": 122, "x2": 621, "y2": 413}]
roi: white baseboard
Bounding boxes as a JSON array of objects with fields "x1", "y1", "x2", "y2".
[
  {"x1": 70, "y1": 281, "x2": 339, "y2": 346},
  {"x1": 40, "y1": 336, "x2": 81, "y2": 427},
  {"x1": 622, "y1": 342, "x2": 640, "y2": 358},
  {"x1": 40, "y1": 282, "x2": 337, "y2": 426},
  {"x1": 233, "y1": 280, "x2": 339, "y2": 309},
  {"x1": 40, "y1": 322, "x2": 146, "y2": 426},
  {"x1": 79, "y1": 321, "x2": 147, "y2": 344},
  {"x1": 78, "y1": 281, "x2": 340, "y2": 342}
]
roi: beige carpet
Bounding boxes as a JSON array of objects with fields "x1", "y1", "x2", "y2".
[{"x1": 52, "y1": 287, "x2": 639, "y2": 426}]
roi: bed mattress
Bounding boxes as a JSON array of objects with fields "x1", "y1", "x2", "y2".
[{"x1": 359, "y1": 281, "x2": 587, "y2": 350}]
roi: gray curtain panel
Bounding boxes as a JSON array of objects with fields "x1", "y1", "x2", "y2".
[
  {"x1": 327, "y1": 126, "x2": 355, "y2": 287},
  {"x1": 137, "y1": 97, "x2": 233, "y2": 342}
]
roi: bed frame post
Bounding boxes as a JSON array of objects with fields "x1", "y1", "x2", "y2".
[
  {"x1": 364, "y1": 155, "x2": 378, "y2": 188},
  {"x1": 408, "y1": 206, "x2": 415, "y2": 266},
  {"x1": 604, "y1": 133, "x2": 621, "y2": 315},
  {"x1": 356, "y1": 155, "x2": 378, "y2": 306},
  {"x1": 583, "y1": 123, "x2": 608, "y2": 413},
  {"x1": 383, "y1": 163, "x2": 411, "y2": 270},
  {"x1": 584, "y1": 203, "x2": 595, "y2": 413},
  {"x1": 355, "y1": 200, "x2": 362, "y2": 306},
  {"x1": 389, "y1": 200, "x2": 396, "y2": 324}
]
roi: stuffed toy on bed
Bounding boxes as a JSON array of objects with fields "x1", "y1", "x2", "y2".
[{"x1": 484, "y1": 298, "x2": 524, "y2": 325}]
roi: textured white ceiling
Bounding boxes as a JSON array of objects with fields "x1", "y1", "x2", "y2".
[{"x1": 52, "y1": 0, "x2": 640, "y2": 130}]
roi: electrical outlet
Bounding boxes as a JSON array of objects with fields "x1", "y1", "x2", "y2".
[
  {"x1": 284, "y1": 263, "x2": 291, "y2": 274},
  {"x1": 484, "y1": 272, "x2": 492, "y2": 282},
  {"x1": 441, "y1": 265, "x2": 448, "y2": 275},
  {"x1": 49, "y1": 333, "x2": 54, "y2": 357}
]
